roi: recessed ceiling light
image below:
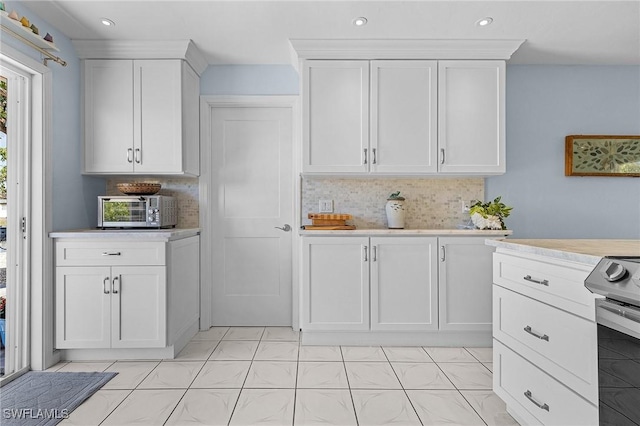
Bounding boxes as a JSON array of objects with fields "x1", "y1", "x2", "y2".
[
  {"x1": 100, "y1": 18, "x2": 115, "y2": 27},
  {"x1": 353, "y1": 17, "x2": 368, "y2": 27},
  {"x1": 476, "y1": 17, "x2": 493, "y2": 27}
]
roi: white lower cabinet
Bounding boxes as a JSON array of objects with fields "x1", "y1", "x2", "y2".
[
  {"x1": 439, "y1": 237, "x2": 494, "y2": 331},
  {"x1": 302, "y1": 235, "x2": 496, "y2": 340},
  {"x1": 302, "y1": 237, "x2": 370, "y2": 331},
  {"x1": 370, "y1": 237, "x2": 438, "y2": 331},
  {"x1": 494, "y1": 340, "x2": 597, "y2": 426},
  {"x1": 492, "y1": 249, "x2": 598, "y2": 426},
  {"x1": 56, "y1": 265, "x2": 166, "y2": 348},
  {"x1": 54, "y1": 236, "x2": 199, "y2": 354}
]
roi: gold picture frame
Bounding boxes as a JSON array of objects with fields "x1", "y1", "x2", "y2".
[{"x1": 565, "y1": 135, "x2": 640, "y2": 177}]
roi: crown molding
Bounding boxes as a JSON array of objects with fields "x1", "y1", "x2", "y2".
[
  {"x1": 72, "y1": 39, "x2": 208, "y2": 75},
  {"x1": 289, "y1": 39, "x2": 525, "y2": 65}
]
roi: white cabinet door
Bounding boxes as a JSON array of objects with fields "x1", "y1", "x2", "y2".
[
  {"x1": 438, "y1": 237, "x2": 495, "y2": 331},
  {"x1": 303, "y1": 61, "x2": 369, "y2": 173},
  {"x1": 370, "y1": 61, "x2": 438, "y2": 174},
  {"x1": 83, "y1": 60, "x2": 134, "y2": 173},
  {"x1": 111, "y1": 266, "x2": 166, "y2": 348},
  {"x1": 438, "y1": 61, "x2": 505, "y2": 174},
  {"x1": 134, "y1": 60, "x2": 184, "y2": 174},
  {"x1": 303, "y1": 237, "x2": 370, "y2": 330},
  {"x1": 55, "y1": 266, "x2": 111, "y2": 348},
  {"x1": 370, "y1": 237, "x2": 438, "y2": 331}
]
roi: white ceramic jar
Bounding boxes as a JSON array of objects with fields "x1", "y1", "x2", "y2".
[{"x1": 385, "y1": 197, "x2": 406, "y2": 229}]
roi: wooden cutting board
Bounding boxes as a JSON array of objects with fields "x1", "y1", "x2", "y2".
[
  {"x1": 308, "y1": 213, "x2": 352, "y2": 220},
  {"x1": 302, "y1": 225, "x2": 356, "y2": 230}
]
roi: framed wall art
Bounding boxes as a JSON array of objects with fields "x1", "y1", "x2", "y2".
[{"x1": 565, "y1": 135, "x2": 640, "y2": 177}]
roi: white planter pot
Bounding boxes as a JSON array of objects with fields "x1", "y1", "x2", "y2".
[
  {"x1": 471, "y1": 212, "x2": 503, "y2": 230},
  {"x1": 385, "y1": 199, "x2": 406, "y2": 229}
]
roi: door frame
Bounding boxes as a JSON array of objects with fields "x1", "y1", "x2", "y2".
[
  {"x1": 199, "y1": 96, "x2": 300, "y2": 330},
  {"x1": 0, "y1": 44, "x2": 54, "y2": 376}
]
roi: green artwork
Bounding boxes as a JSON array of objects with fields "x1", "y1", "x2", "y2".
[{"x1": 566, "y1": 136, "x2": 640, "y2": 176}]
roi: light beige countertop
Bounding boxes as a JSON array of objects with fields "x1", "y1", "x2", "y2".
[
  {"x1": 486, "y1": 239, "x2": 640, "y2": 265},
  {"x1": 49, "y1": 228, "x2": 200, "y2": 241},
  {"x1": 300, "y1": 229, "x2": 513, "y2": 236}
]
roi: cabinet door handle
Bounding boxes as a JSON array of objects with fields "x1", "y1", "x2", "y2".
[
  {"x1": 523, "y1": 275, "x2": 549, "y2": 286},
  {"x1": 524, "y1": 390, "x2": 549, "y2": 412},
  {"x1": 127, "y1": 148, "x2": 133, "y2": 163},
  {"x1": 112, "y1": 275, "x2": 120, "y2": 294},
  {"x1": 134, "y1": 148, "x2": 141, "y2": 164},
  {"x1": 372, "y1": 148, "x2": 377, "y2": 164},
  {"x1": 440, "y1": 148, "x2": 445, "y2": 164},
  {"x1": 364, "y1": 245, "x2": 368, "y2": 262},
  {"x1": 373, "y1": 246, "x2": 377, "y2": 262},
  {"x1": 440, "y1": 246, "x2": 446, "y2": 262},
  {"x1": 103, "y1": 277, "x2": 110, "y2": 294},
  {"x1": 524, "y1": 325, "x2": 549, "y2": 342},
  {"x1": 102, "y1": 252, "x2": 121, "y2": 256},
  {"x1": 363, "y1": 149, "x2": 368, "y2": 165}
]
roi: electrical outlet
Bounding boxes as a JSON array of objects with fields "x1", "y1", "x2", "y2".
[
  {"x1": 319, "y1": 200, "x2": 334, "y2": 213},
  {"x1": 461, "y1": 200, "x2": 471, "y2": 213}
]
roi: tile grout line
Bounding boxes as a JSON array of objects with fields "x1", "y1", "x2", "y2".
[
  {"x1": 340, "y1": 346, "x2": 360, "y2": 426},
  {"x1": 383, "y1": 347, "x2": 425, "y2": 426},
  {"x1": 225, "y1": 331, "x2": 259, "y2": 426},
  {"x1": 291, "y1": 334, "x2": 301, "y2": 426},
  {"x1": 457, "y1": 389, "x2": 490, "y2": 426}
]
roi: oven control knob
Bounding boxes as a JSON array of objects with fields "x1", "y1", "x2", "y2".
[
  {"x1": 600, "y1": 260, "x2": 627, "y2": 282},
  {"x1": 148, "y1": 209, "x2": 154, "y2": 214},
  {"x1": 148, "y1": 216, "x2": 154, "y2": 222}
]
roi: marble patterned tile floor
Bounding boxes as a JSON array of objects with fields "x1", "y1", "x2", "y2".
[{"x1": 51, "y1": 327, "x2": 518, "y2": 425}]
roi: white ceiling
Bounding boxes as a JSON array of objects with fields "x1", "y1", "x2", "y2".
[{"x1": 22, "y1": 0, "x2": 640, "y2": 65}]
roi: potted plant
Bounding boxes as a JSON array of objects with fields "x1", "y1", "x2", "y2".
[{"x1": 469, "y1": 196, "x2": 513, "y2": 230}]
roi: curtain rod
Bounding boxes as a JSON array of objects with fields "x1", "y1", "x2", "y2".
[{"x1": 1, "y1": 24, "x2": 67, "y2": 67}]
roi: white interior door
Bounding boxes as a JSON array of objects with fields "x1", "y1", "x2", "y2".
[{"x1": 209, "y1": 106, "x2": 293, "y2": 325}]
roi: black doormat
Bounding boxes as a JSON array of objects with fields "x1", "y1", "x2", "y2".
[{"x1": 1, "y1": 371, "x2": 117, "y2": 425}]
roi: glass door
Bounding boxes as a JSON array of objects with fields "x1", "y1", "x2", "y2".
[{"x1": 0, "y1": 65, "x2": 29, "y2": 380}]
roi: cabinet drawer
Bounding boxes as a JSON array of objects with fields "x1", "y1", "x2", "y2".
[
  {"x1": 56, "y1": 241, "x2": 165, "y2": 266},
  {"x1": 493, "y1": 285, "x2": 598, "y2": 403},
  {"x1": 493, "y1": 252, "x2": 595, "y2": 320},
  {"x1": 494, "y1": 340, "x2": 597, "y2": 426}
]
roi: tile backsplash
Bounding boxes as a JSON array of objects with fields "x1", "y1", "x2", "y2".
[
  {"x1": 106, "y1": 177, "x2": 199, "y2": 228},
  {"x1": 302, "y1": 177, "x2": 484, "y2": 229}
]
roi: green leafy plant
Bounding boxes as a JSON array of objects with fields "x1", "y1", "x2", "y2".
[
  {"x1": 469, "y1": 196, "x2": 513, "y2": 230},
  {"x1": 387, "y1": 191, "x2": 405, "y2": 200}
]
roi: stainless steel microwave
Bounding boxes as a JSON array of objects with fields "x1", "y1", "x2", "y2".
[{"x1": 98, "y1": 195, "x2": 178, "y2": 229}]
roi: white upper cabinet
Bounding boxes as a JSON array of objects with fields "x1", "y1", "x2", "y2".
[
  {"x1": 371, "y1": 61, "x2": 438, "y2": 174},
  {"x1": 302, "y1": 59, "x2": 506, "y2": 175},
  {"x1": 84, "y1": 59, "x2": 199, "y2": 175},
  {"x1": 438, "y1": 61, "x2": 506, "y2": 174},
  {"x1": 303, "y1": 60, "x2": 369, "y2": 173},
  {"x1": 84, "y1": 60, "x2": 134, "y2": 174}
]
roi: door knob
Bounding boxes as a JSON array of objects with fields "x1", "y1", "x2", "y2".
[{"x1": 275, "y1": 224, "x2": 291, "y2": 232}]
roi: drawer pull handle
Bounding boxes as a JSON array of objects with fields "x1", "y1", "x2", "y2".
[
  {"x1": 524, "y1": 390, "x2": 549, "y2": 412},
  {"x1": 373, "y1": 246, "x2": 377, "y2": 262},
  {"x1": 524, "y1": 325, "x2": 549, "y2": 341},
  {"x1": 523, "y1": 275, "x2": 549, "y2": 286},
  {"x1": 363, "y1": 149, "x2": 368, "y2": 165},
  {"x1": 112, "y1": 276, "x2": 120, "y2": 294},
  {"x1": 103, "y1": 277, "x2": 110, "y2": 294},
  {"x1": 102, "y1": 252, "x2": 121, "y2": 256},
  {"x1": 364, "y1": 246, "x2": 368, "y2": 262}
]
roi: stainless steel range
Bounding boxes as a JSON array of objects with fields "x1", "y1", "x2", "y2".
[{"x1": 585, "y1": 256, "x2": 640, "y2": 425}]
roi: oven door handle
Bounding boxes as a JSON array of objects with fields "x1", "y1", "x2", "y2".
[{"x1": 599, "y1": 300, "x2": 640, "y2": 324}]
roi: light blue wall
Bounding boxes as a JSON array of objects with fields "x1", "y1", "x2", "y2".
[
  {"x1": 200, "y1": 65, "x2": 299, "y2": 95},
  {"x1": 5, "y1": 2, "x2": 105, "y2": 231},
  {"x1": 487, "y1": 66, "x2": 640, "y2": 239}
]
